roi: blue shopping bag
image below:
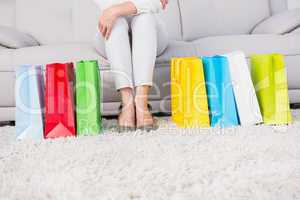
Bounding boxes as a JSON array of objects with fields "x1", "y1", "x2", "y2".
[
  {"x1": 202, "y1": 56, "x2": 239, "y2": 128},
  {"x1": 15, "y1": 65, "x2": 45, "y2": 140}
]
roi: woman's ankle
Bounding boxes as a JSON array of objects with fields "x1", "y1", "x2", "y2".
[
  {"x1": 134, "y1": 85, "x2": 150, "y2": 110},
  {"x1": 118, "y1": 88, "x2": 135, "y2": 127},
  {"x1": 119, "y1": 87, "x2": 135, "y2": 110},
  {"x1": 134, "y1": 97, "x2": 154, "y2": 126}
]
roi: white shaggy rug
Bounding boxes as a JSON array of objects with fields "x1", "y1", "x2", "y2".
[{"x1": 1, "y1": 111, "x2": 300, "y2": 200}]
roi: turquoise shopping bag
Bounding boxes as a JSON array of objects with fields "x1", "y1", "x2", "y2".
[
  {"x1": 202, "y1": 56, "x2": 239, "y2": 128},
  {"x1": 15, "y1": 65, "x2": 44, "y2": 140}
]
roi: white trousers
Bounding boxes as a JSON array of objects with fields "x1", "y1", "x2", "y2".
[{"x1": 94, "y1": 13, "x2": 169, "y2": 90}]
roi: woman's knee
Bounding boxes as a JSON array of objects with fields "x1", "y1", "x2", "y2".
[
  {"x1": 156, "y1": 19, "x2": 169, "y2": 56},
  {"x1": 93, "y1": 32, "x2": 107, "y2": 58},
  {"x1": 131, "y1": 14, "x2": 169, "y2": 56},
  {"x1": 110, "y1": 17, "x2": 129, "y2": 37},
  {"x1": 93, "y1": 17, "x2": 130, "y2": 58},
  {"x1": 131, "y1": 13, "x2": 156, "y2": 30}
]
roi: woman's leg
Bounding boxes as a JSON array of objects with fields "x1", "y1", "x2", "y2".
[
  {"x1": 104, "y1": 17, "x2": 134, "y2": 90},
  {"x1": 94, "y1": 17, "x2": 135, "y2": 128},
  {"x1": 130, "y1": 14, "x2": 169, "y2": 127}
]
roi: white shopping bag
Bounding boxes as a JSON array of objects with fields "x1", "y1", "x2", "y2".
[
  {"x1": 15, "y1": 65, "x2": 44, "y2": 140},
  {"x1": 225, "y1": 51, "x2": 263, "y2": 125}
]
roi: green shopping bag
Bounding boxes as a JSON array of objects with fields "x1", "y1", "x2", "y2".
[
  {"x1": 250, "y1": 54, "x2": 292, "y2": 125},
  {"x1": 76, "y1": 60, "x2": 102, "y2": 135}
]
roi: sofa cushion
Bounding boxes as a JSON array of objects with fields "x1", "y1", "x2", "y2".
[
  {"x1": 157, "y1": 34, "x2": 300, "y2": 63},
  {"x1": 0, "y1": 26, "x2": 39, "y2": 49},
  {"x1": 268, "y1": 0, "x2": 298, "y2": 14},
  {"x1": 0, "y1": 107, "x2": 15, "y2": 122},
  {"x1": 9, "y1": 43, "x2": 119, "y2": 102},
  {"x1": 156, "y1": 0, "x2": 182, "y2": 40},
  {"x1": 0, "y1": 0, "x2": 15, "y2": 27},
  {"x1": 285, "y1": 55, "x2": 300, "y2": 89},
  {"x1": 0, "y1": 49, "x2": 14, "y2": 71},
  {"x1": 289, "y1": 89, "x2": 300, "y2": 104},
  {"x1": 252, "y1": 8, "x2": 300, "y2": 35},
  {"x1": 0, "y1": 72, "x2": 15, "y2": 107},
  {"x1": 72, "y1": 0, "x2": 100, "y2": 43},
  {"x1": 178, "y1": 0, "x2": 271, "y2": 41},
  {"x1": 0, "y1": 43, "x2": 108, "y2": 72},
  {"x1": 270, "y1": 0, "x2": 288, "y2": 14},
  {"x1": 16, "y1": 0, "x2": 74, "y2": 44},
  {"x1": 157, "y1": 34, "x2": 300, "y2": 90},
  {"x1": 288, "y1": 0, "x2": 300, "y2": 9}
]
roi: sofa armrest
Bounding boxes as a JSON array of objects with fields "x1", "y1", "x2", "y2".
[
  {"x1": 0, "y1": 26, "x2": 39, "y2": 49},
  {"x1": 252, "y1": 8, "x2": 300, "y2": 35}
]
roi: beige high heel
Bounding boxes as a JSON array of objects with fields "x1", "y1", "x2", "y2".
[
  {"x1": 137, "y1": 118, "x2": 159, "y2": 132},
  {"x1": 117, "y1": 104, "x2": 136, "y2": 133},
  {"x1": 136, "y1": 104, "x2": 159, "y2": 132}
]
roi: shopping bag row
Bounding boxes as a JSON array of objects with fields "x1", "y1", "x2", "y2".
[
  {"x1": 15, "y1": 60, "x2": 102, "y2": 140},
  {"x1": 171, "y1": 51, "x2": 293, "y2": 128}
]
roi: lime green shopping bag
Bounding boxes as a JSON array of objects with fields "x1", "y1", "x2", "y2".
[
  {"x1": 76, "y1": 60, "x2": 102, "y2": 135},
  {"x1": 250, "y1": 54, "x2": 292, "y2": 125}
]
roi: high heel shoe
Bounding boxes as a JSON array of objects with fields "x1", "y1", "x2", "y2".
[
  {"x1": 137, "y1": 118, "x2": 159, "y2": 132},
  {"x1": 117, "y1": 104, "x2": 136, "y2": 133},
  {"x1": 136, "y1": 104, "x2": 159, "y2": 132}
]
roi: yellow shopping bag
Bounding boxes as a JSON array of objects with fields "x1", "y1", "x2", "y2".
[
  {"x1": 250, "y1": 54, "x2": 292, "y2": 125},
  {"x1": 171, "y1": 57, "x2": 210, "y2": 128}
]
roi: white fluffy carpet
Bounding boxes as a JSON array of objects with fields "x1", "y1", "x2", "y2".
[{"x1": 1, "y1": 111, "x2": 300, "y2": 200}]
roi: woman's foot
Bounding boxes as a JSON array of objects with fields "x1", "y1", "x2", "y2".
[
  {"x1": 118, "y1": 106, "x2": 136, "y2": 132},
  {"x1": 135, "y1": 104, "x2": 155, "y2": 127},
  {"x1": 135, "y1": 103, "x2": 158, "y2": 131},
  {"x1": 118, "y1": 88, "x2": 136, "y2": 132},
  {"x1": 135, "y1": 86, "x2": 158, "y2": 131}
]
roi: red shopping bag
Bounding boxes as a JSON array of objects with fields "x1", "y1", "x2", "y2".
[{"x1": 44, "y1": 63, "x2": 76, "y2": 139}]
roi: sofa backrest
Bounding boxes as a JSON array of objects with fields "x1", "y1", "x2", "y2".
[
  {"x1": 271, "y1": 0, "x2": 288, "y2": 14},
  {"x1": 0, "y1": 0, "x2": 15, "y2": 27},
  {"x1": 157, "y1": 0, "x2": 182, "y2": 41},
  {"x1": 15, "y1": 0, "x2": 98, "y2": 44},
  {"x1": 179, "y1": 0, "x2": 273, "y2": 41},
  {"x1": 179, "y1": 0, "x2": 296, "y2": 41},
  {"x1": 287, "y1": 0, "x2": 300, "y2": 9},
  {"x1": 1, "y1": 0, "x2": 294, "y2": 45},
  {"x1": 14, "y1": 0, "x2": 182, "y2": 45}
]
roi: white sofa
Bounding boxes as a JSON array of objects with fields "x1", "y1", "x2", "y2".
[{"x1": 0, "y1": 0, "x2": 300, "y2": 121}]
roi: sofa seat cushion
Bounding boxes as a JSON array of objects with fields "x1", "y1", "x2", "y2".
[
  {"x1": 157, "y1": 34, "x2": 300, "y2": 63},
  {"x1": 0, "y1": 72, "x2": 15, "y2": 106},
  {"x1": 1, "y1": 43, "x2": 108, "y2": 71},
  {"x1": 0, "y1": 48, "x2": 14, "y2": 71},
  {"x1": 13, "y1": 43, "x2": 122, "y2": 102},
  {"x1": 13, "y1": 43, "x2": 109, "y2": 68}
]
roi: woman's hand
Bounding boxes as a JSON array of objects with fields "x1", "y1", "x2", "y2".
[
  {"x1": 98, "y1": 8, "x2": 119, "y2": 40},
  {"x1": 160, "y1": 0, "x2": 168, "y2": 9}
]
